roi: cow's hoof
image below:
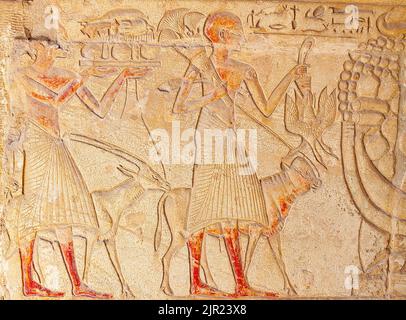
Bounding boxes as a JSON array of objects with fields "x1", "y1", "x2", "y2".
[
  {"x1": 161, "y1": 285, "x2": 174, "y2": 296},
  {"x1": 286, "y1": 287, "x2": 298, "y2": 296},
  {"x1": 281, "y1": 287, "x2": 297, "y2": 297},
  {"x1": 121, "y1": 285, "x2": 135, "y2": 299}
]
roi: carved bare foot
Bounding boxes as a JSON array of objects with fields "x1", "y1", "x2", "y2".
[
  {"x1": 72, "y1": 283, "x2": 112, "y2": 299},
  {"x1": 191, "y1": 282, "x2": 233, "y2": 298},
  {"x1": 23, "y1": 281, "x2": 65, "y2": 298},
  {"x1": 235, "y1": 286, "x2": 278, "y2": 298}
]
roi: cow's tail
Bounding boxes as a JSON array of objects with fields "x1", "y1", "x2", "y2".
[{"x1": 154, "y1": 191, "x2": 169, "y2": 251}]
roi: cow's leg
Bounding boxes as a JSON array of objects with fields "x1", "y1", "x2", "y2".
[
  {"x1": 268, "y1": 234, "x2": 297, "y2": 295},
  {"x1": 104, "y1": 239, "x2": 134, "y2": 298},
  {"x1": 19, "y1": 238, "x2": 64, "y2": 297},
  {"x1": 160, "y1": 232, "x2": 184, "y2": 296},
  {"x1": 55, "y1": 226, "x2": 112, "y2": 299},
  {"x1": 200, "y1": 234, "x2": 217, "y2": 288},
  {"x1": 222, "y1": 222, "x2": 277, "y2": 298},
  {"x1": 400, "y1": 262, "x2": 406, "y2": 273},
  {"x1": 82, "y1": 232, "x2": 97, "y2": 283},
  {"x1": 244, "y1": 225, "x2": 261, "y2": 280}
]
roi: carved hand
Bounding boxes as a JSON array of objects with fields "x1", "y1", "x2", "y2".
[
  {"x1": 123, "y1": 67, "x2": 151, "y2": 79},
  {"x1": 81, "y1": 66, "x2": 119, "y2": 78},
  {"x1": 290, "y1": 64, "x2": 308, "y2": 81},
  {"x1": 211, "y1": 85, "x2": 228, "y2": 99}
]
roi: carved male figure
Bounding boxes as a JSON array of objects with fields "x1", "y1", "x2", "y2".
[
  {"x1": 9, "y1": 39, "x2": 149, "y2": 298},
  {"x1": 172, "y1": 11, "x2": 307, "y2": 297}
]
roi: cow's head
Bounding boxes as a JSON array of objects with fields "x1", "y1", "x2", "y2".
[
  {"x1": 287, "y1": 157, "x2": 321, "y2": 191},
  {"x1": 117, "y1": 163, "x2": 170, "y2": 192}
]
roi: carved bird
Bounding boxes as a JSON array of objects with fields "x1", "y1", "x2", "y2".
[{"x1": 284, "y1": 87, "x2": 338, "y2": 168}]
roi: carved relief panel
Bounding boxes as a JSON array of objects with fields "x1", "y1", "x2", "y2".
[{"x1": 0, "y1": 0, "x2": 405, "y2": 300}]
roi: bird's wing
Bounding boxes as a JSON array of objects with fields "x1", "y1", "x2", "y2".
[
  {"x1": 316, "y1": 87, "x2": 337, "y2": 132},
  {"x1": 284, "y1": 93, "x2": 310, "y2": 137}
]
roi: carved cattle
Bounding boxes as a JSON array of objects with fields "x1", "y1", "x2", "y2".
[
  {"x1": 154, "y1": 157, "x2": 321, "y2": 296},
  {"x1": 4, "y1": 163, "x2": 169, "y2": 298}
]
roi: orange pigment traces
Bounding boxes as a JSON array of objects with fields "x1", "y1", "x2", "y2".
[
  {"x1": 31, "y1": 91, "x2": 53, "y2": 102},
  {"x1": 38, "y1": 75, "x2": 70, "y2": 90},
  {"x1": 37, "y1": 115, "x2": 55, "y2": 129},
  {"x1": 188, "y1": 231, "x2": 204, "y2": 290},
  {"x1": 187, "y1": 232, "x2": 230, "y2": 297},
  {"x1": 205, "y1": 16, "x2": 237, "y2": 43},
  {"x1": 20, "y1": 240, "x2": 65, "y2": 298},
  {"x1": 60, "y1": 241, "x2": 112, "y2": 299},
  {"x1": 217, "y1": 68, "x2": 242, "y2": 91},
  {"x1": 223, "y1": 227, "x2": 247, "y2": 292},
  {"x1": 57, "y1": 80, "x2": 82, "y2": 102},
  {"x1": 270, "y1": 217, "x2": 279, "y2": 232}
]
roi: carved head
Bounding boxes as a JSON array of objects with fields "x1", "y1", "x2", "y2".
[
  {"x1": 30, "y1": 39, "x2": 65, "y2": 68},
  {"x1": 117, "y1": 164, "x2": 170, "y2": 192},
  {"x1": 204, "y1": 11, "x2": 244, "y2": 48},
  {"x1": 289, "y1": 157, "x2": 321, "y2": 190}
]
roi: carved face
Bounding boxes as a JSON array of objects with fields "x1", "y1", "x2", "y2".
[
  {"x1": 32, "y1": 41, "x2": 65, "y2": 67},
  {"x1": 290, "y1": 157, "x2": 321, "y2": 190},
  {"x1": 117, "y1": 164, "x2": 170, "y2": 191},
  {"x1": 224, "y1": 25, "x2": 245, "y2": 49}
]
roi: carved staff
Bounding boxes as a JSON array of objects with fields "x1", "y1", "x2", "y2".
[
  {"x1": 69, "y1": 133, "x2": 169, "y2": 186},
  {"x1": 295, "y1": 37, "x2": 314, "y2": 101}
]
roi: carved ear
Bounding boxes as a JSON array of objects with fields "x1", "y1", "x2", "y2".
[
  {"x1": 290, "y1": 156, "x2": 308, "y2": 173},
  {"x1": 219, "y1": 28, "x2": 226, "y2": 41},
  {"x1": 117, "y1": 164, "x2": 140, "y2": 177}
]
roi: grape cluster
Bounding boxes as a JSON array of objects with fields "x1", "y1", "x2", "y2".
[{"x1": 338, "y1": 36, "x2": 404, "y2": 115}]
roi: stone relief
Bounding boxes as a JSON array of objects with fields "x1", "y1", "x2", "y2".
[{"x1": 0, "y1": 0, "x2": 404, "y2": 299}]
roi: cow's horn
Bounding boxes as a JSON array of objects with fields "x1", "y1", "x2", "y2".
[{"x1": 281, "y1": 161, "x2": 289, "y2": 170}]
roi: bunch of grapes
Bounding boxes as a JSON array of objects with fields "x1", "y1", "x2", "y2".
[{"x1": 338, "y1": 36, "x2": 404, "y2": 115}]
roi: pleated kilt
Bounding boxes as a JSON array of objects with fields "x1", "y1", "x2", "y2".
[
  {"x1": 186, "y1": 107, "x2": 268, "y2": 232},
  {"x1": 18, "y1": 121, "x2": 98, "y2": 239}
]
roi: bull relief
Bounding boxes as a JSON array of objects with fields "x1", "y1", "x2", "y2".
[{"x1": 0, "y1": 0, "x2": 404, "y2": 300}]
